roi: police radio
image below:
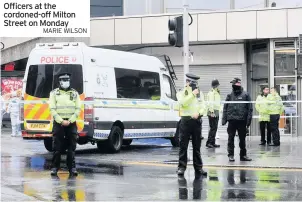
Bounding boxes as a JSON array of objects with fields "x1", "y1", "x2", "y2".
[{"x1": 189, "y1": 82, "x2": 200, "y2": 98}]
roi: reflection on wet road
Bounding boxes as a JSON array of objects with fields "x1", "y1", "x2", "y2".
[{"x1": 2, "y1": 134, "x2": 302, "y2": 201}]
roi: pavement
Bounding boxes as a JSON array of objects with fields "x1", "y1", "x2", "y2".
[{"x1": 1, "y1": 127, "x2": 302, "y2": 201}]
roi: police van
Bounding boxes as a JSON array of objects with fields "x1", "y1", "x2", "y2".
[{"x1": 21, "y1": 42, "x2": 180, "y2": 153}]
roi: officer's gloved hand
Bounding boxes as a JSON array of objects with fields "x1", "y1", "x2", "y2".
[
  {"x1": 222, "y1": 120, "x2": 227, "y2": 126},
  {"x1": 246, "y1": 128, "x2": 250, "y2": 136},
  {"x1": 246, "y1": 120, "x2": 251, "y2": 128}
]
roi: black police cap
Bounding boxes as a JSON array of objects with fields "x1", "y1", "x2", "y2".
[
  {"x1": 212, "y1": 79, "x2": 220, "y2": 87},
  {"x1": 186, "y1": 73, "x2": 200, "y2": 81},
  {"x1": 230, "y1": 77, "x2": 241, "y2": 84},
  {"x1": 58, "y1": 72, "x2": 71, "y2": 79}
]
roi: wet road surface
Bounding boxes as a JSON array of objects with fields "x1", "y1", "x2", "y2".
[{"x1": 2, "y1": 130, "x2": 302, "y2": 201}]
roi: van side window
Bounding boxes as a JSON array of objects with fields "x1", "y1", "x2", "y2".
[
  {"x1": 115, "y1": 68, "x2": 161, "y2": 100},
  {"x1": 163, "y1": 75, "x2": 177, "y2": 101}
]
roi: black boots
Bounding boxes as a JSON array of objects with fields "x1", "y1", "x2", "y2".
[
  {"x1": 228, "y1": 156, "x2": 252, "y2": 162},
  {"x1": 240, "y1": 156, "x2": 252, "y2": 161},
  {"x1": 50, "y1": 168, "x2": 58, "y2": 176},
  {"x1": 50, "y1": 168, "x2": 78, "y2": 176},
  {"x1": 229, "y1": 156, "x2": 235, "y2": 162},
  {"x1": 69, "y1": 168, "x2": 78, "y2": 176},
  {"x1": 177, "y1": 168, "x2": 207, "y2": 177}
]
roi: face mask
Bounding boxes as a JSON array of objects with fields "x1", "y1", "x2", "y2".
[
  {"x1": 60, "y1": 80, "x2": 70, "y2": 89},
  {"x1": 232, "y1": 85, "x2": 241, "y2": 91}
]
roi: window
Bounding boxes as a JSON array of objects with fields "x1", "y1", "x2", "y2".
[
  {"x1": 115, "y1": 68, "x2": 161, "y2": 100},
  {"x1": 163, "y1": 75, "x2": 177, "y2": 101},
  {"x1": 298, "y1": 52, "x2": 302, "y2": 75},
  {"x1": 274, "y1": 50, "x2": 296, "y2": 76},
  {"x1": 25, "y1": 64, "x2": 83, "y2": 98}
]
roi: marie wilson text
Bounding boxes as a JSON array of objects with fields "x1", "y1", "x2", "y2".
[{"x1": 43, "y1": 28, "x2": 88, "y2": 34}]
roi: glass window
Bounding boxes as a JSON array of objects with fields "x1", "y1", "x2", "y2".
[
  {"x1": 115, "y1": 68, "x2": 161, "y2": 100},
  {"x1": 163, "y1": 75, "x2": 177, "y2": 101},
  {"x1": 274, "y1": 50, "x2": 296, "y2": 76},
  {"x1": 251, "y1": 50, "x2": 269, "y2": 79},
  {"x1": 274, "y1": 77, "x2": 297, "y2": 135},
  {"x1": 25, "y1": 65, "x2": 54, "y2": 98},
  {"x1": 297, "y1": 52, "x2": 302, "y2": 75},
  {"x1": 25, "y1": 64, "x2": 83, "y2": 98}
]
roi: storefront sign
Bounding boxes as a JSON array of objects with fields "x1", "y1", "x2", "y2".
[{"x1": 1, "y1": 78, "x2": 23, "y2": 100}]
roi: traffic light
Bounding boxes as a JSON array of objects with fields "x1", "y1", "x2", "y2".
[{"x1": 168, "y1": 16, "x2": 183, "y2": 47}]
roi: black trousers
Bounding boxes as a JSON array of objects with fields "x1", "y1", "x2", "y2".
[
  {"x1": 207, "y1": 116, "x2": 219, "y2": 145},
  {"x1": 198, "y1": 116, "x2": 203, "y2": 137},
  {"x1": 259, "y1": 121, "x2": 271, "y2": 144},
  {"x1": 52, "y1": 121, "x2": 78, "y2": 170},
  {"x1": 270, "y1": 114, "x2": 280, "y2": 145},
  {"x1": 227, "y1": 120, "x2": 247, "y2": 157},
  {"x1": 178, "y1": 117, "x2": 203, "y2": 171}
]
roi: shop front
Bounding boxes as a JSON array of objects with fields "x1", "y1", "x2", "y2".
[{"x1": 249, "y1": 38, "x2": 302, "y2": 137}]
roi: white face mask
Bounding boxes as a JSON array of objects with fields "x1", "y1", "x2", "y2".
[{"x1": 60, "y1": 80, "x2": 70, "y2": 89}]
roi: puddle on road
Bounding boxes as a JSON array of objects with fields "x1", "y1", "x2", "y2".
[{"x1": 2, "y1": 155, "x2": 302, "y2": 201}]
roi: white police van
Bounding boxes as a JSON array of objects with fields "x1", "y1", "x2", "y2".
[{"x1": 21, "y1": 42, "x2": 180, "y2": 153}]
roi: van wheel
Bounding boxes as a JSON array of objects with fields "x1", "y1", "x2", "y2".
[
  {"x1": 44, "y1": 138, "x2": 53, "y2": 152},
  {"x1": 97, "y1": 126, "x2": 123, "y2": 153},
  {"x1": 170, "y1": 121, "x2": 180, "y2": 147},
  {"x1": 123, "y1": 139, "x2": 132, "y2": 146}
]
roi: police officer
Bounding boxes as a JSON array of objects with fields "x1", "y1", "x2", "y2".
[
  {"x1": 255, "y1": 86, "x2": 271, "y2": 145},
  {"x1": 206, "y1": 79, "x2": 221, "y2": 148},
  {"x1": 176, "y1": 73, "x2": 207, "y2": 177},
  {"x1": 49, "y1": 73, "x2": 81, "y2": 176},
  {"x1": 267, "y1": 87, "x2": 284, "y2": 146},
  {"x1": 222, "y1": 78, "x2": 252, "y2": 162}
]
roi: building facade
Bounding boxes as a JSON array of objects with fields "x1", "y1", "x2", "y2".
[{"x1": 1, "y1": 5, "x2": 301, "y2": 137}]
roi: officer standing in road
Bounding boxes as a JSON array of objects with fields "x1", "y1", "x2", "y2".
[
  {"x1": 206, "y1": 79, "x2": 221, "y2": 148},
  {"x1": 49, "y1": 73, "x2": 81, "y2": 176},
  {"x1": 267, "y1": 87, "x2": 284, "y2": 146},
  {"x1": 255, "y1": 86, "x2": 271, "y2": 145},
  {"x1": 176, "y1": 73, "x2": 207, "y2": 177},
  {"x1": 222, "y1": 78, "x2": 252, "y2": 162}
]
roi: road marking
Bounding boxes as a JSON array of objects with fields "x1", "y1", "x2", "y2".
[{"x1": 124, "y1": 161, "x2": 302, "y2": 172}]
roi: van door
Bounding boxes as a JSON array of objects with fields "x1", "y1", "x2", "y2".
[
  {"x1": 84, "y1": 65, "x2": 117, "y2": 123},
  {"x1": 162, "y1": 74, "x2": 178, "y2": 122}
]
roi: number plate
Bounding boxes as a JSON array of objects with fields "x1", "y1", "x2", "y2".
[{"x1": 27, "y1": 123, "x2": 48, "y2": 130}]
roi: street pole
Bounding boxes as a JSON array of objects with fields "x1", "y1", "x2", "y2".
[
  {"x1": 183, "y1": 0, "x2": 189, "y2": 86},
  {"x1": 230, "y1": 0, "x2": 235, "y2": 9},
  {"x1": 264, "y1": 0, "x2": 269, "y2": 7}
]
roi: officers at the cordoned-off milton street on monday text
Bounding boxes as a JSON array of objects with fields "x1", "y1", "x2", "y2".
[
  {"x1": 49, "y1": 72, "x2": 81, "y2": 177},
  {"x1": 176, "y1": 73, "x2": 207, "y2": 177}
]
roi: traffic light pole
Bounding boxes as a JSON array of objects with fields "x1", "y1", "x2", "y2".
[{"x1": 183, "y1": 0, "x2": 189, "y2": 85}]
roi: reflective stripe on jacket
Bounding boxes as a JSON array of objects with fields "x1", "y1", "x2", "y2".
[
  {"x1": 255, "y1": 95, "x2": 270, "y2": 122},
  {"x1": 176, "y1": 86, "x2": 204, "y2": 117},
  {"x1": 266, "y1": 93, "x2": 284, "y2": 115},
  {"x1": 49, "y1": 88, "x2": 81, "y2": 124}
]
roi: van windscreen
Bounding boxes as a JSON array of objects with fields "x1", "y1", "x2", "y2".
[{"x1": 25, "y1": 64, "x2": 83, "y2": 98}]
